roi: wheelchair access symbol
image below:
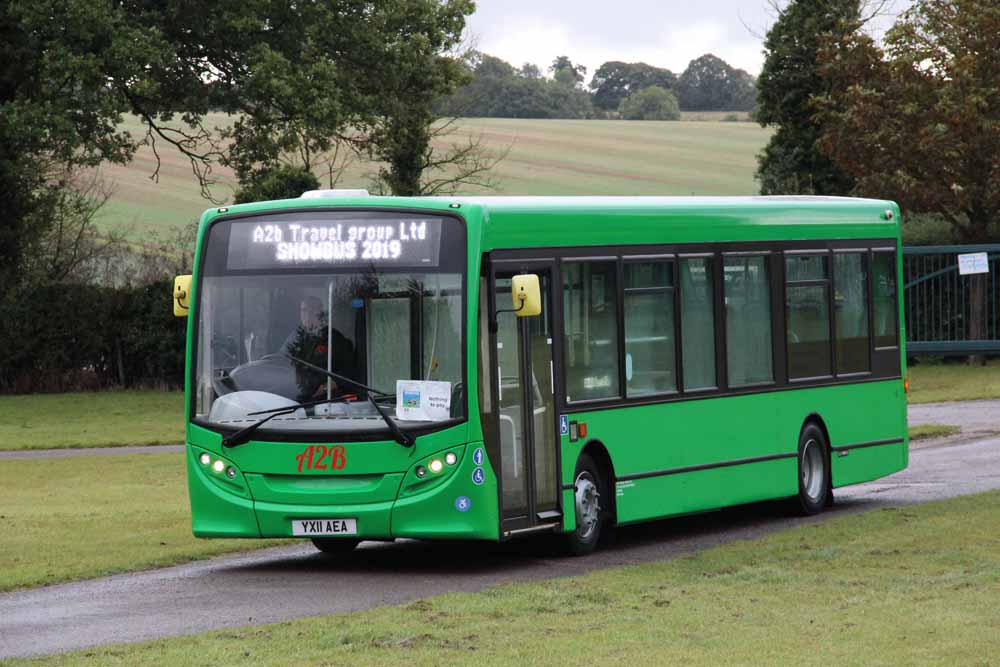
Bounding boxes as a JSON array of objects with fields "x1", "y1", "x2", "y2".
[
  {"x1": 455, "y1": 496, "x2": 471, "y2": 512},
  {"x1": 472, "y1": 467, "x2": 485, "y2": 485}
]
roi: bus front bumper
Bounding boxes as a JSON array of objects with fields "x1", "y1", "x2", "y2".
[{"x1": 187, "y1": 443, "x2": 500, "y2": 542}]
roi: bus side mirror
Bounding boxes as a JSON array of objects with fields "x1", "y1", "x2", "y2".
[
  {"x1": 511, "y1": 274, "x2": 541, "y2": 317},
  {"x1": 173, "y1": 275, "x2": 192, "y2": 317}
]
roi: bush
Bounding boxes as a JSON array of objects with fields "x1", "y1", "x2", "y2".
[
  {"x1": 618, "y1": 86, "x2": 681, "y2": 121},
  {"x1": 234, "y1": 165, "x2": 321, "y2": 204},
  {"x1": 0, "y1": 281, "x2": 186, "y2": 393}
]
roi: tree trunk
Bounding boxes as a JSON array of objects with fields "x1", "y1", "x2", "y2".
[{"x1": 961, "y1": 213, "x2": 990, "y2": 365}]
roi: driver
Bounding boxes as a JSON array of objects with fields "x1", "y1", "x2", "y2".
[{"x1": 281, "y1": 295, "x2": 358, "y2": 399}]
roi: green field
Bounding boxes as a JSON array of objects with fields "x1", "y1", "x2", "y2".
[
  {"x1": 0, "y1": 452, "x2": 286, "y2": 592},
  {"x1": 907, "y1": 359, "x2": 1000, "y2": 404},
  {"x1": 1, "y1": 356, "x2": 996, "y2": 452},
  {"x1": 94, "y1": 115, "x2": 772, "y2": 237},
  {"x1": 13, "y1": 490, "x2": 1000, "y2": 666},
  {"x1": 0, "y1": 391, "x2": 184, "y2": 451}
]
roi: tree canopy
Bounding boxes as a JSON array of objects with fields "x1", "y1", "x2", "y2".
[
  {"x1": 754, "y1": 0, "x2": 860, "y2": 195},
  {"x1": 590, "y1": 61, "x2": 677, "y2": 111},
  {"x1": 618, "y1": 86, "x2": 681, "y2": 121},
  {"x1": 816, "y1": 0, "x2": 1000, "y2": 243},
  {"x1": 677, "y1": 54, "x2": 757, "y2": 111}
]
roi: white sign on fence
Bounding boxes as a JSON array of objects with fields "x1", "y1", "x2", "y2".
[{"x1": 958, "y1": 252, "x2": 989, "y2": 276}]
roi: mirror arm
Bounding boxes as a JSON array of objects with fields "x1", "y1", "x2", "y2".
[{"x1": 490, "y1": 300, "x2": 525, "y2": 332}]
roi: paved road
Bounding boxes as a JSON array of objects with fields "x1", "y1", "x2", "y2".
[
  {"x1": 0, "y1": 445, "x2": 183, "y2": 460},
  {"x1": 907, "y1": 399, "x2": 999, "y2": 445},
  {"x1": 1, "y1": 435, "x2": 998, "y2": 659}
]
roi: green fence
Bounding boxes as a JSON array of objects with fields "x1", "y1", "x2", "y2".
[{"x1": 903, "y1": 244, "x2": 1000, "y2": 354}]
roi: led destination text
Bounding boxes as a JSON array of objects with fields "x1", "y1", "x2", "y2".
[
  {"x1": 225, "y1": 216, "x2": 445, "y2": 270},
  {"x1": 251, "y1": 220, "x2": 431, "y2": 264}
]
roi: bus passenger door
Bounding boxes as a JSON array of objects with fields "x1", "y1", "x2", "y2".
[{"x1": 491, "y1": 264, "x2": 561, "y2": 536}]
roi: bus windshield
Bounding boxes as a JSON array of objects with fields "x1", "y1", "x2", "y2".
[{"x1": 193, "y1": 211, "x2": 466, "y2": 436}]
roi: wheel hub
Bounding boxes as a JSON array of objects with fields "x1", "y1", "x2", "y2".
[
  {"x1": 574, "y1": 473, "x2": 601, "y2": 540},
  {"x1": 801, "y1": 438, "x2": 824, "y2": 503}
]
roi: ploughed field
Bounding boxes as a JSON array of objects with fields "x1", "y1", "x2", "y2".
[{"x1": 93, "y1": 115, "x2": 771, "y2": 238}]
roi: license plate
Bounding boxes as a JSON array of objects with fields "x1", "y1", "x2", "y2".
[{"x1": 292, "y1": 518, "x2": 357, "y2": 536}]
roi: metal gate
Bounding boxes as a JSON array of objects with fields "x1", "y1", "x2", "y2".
[{"x1": 903, "y1": 244, "x2": 1000, "y2": 354}]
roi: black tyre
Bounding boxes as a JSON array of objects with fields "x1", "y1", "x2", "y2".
[
  {"x1": 310, "y1": 538, "x2": 360, "y2": 555},
  {"x1": 564, "y1": 453, "x2": 605, "y2": 556},
  {"x1": 796, "y1": 423, "x2": 831, "y2": 515}
]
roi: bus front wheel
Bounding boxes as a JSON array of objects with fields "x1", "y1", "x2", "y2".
[
  {"x1": 565, "y1": 453, "x2": 605, "y2": 556},
  {"x1": 311, "y1": 538, "x2": 360, "y2": 555},
  {"x1": 796, "y1": 423, "x2": 830, "y2": 515}
]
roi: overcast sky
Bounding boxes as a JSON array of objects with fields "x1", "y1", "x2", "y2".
[{"x1": 465, "y1": 0, "x2": 906, "y2": 81}]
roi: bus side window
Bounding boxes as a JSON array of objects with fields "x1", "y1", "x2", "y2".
[
  {"x1": 562, "y1": 261, "x2": 620, "y2": 402},
  {"x1": 834, "y1": 252, "x2": 870, "y2": 374},
  {"x1": 872, "y1": 251, "x2": 898, "y2": 348},
  {"x1": 623, "y1": 260, "x2": 676, "y2": 396},
  {"x1": 679, "y1": 257, "x2": 716, "y2": 391},
  {"x1": 724, "y1": 255, "x2": 774, "y2": 387}
]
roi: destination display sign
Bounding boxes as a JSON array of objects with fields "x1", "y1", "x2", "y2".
[{"x1": 225, "y1": 217, "x2": 444, "y2": 270}]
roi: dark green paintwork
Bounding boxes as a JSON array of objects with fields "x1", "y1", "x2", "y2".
[{"x1": 183, "y1": 195, "x2": 907, "y2": 542}]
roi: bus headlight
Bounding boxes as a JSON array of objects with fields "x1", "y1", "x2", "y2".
[
  {"x1": 212, "y1": 460, "x2": 225, "y2": 473},
  {"x1": 444, "y1": 452, "x2": 457, "y2": 466},
  {"x1": 429, "y1": 459, "x2": 444, "y2": 473},
  {"x1": 199, "y1": 453, "x2": 211, "y2": 466}
]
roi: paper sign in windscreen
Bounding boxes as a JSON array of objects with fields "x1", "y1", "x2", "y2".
[{"x1": 396, "y1": 380, "x2": 452, "y2": 421}]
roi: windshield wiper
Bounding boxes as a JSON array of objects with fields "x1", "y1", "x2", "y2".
[
  {"x1": 222, "y1": 402, "x2": 311, "y2": 448},
  {"x1": 223, "y1": 393, "x2": 381, "y2": 448},
  {"x1": 286, "y1": 354, "x2": 413, "y2": 447}
]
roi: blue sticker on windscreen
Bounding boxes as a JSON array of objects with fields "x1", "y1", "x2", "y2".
[{"x1": 351, "y1": 298, "x2": 364, "y2": 309}]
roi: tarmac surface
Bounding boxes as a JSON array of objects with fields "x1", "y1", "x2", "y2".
[{"x1": 1, "y1": 433, "x2": 998, "y2": 659}]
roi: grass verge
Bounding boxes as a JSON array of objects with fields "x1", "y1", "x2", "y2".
[
  {"x1": 0, "y1": 391, "x2": 184, "y2": 450},
  {"x1": 908, "y1": 423, "x2": 960, "y2": 441},
  {"x1": 907, "y1": 358, "x2": 1000, "y2": 404},
  {"x1": 0, "y1": 452, "x2": 287, "y2": 592},
  {"x1": 13, "y1": 491, "x2": 1000, "y2": 666}
]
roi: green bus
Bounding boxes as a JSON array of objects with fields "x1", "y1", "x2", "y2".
[{"x1": 173, "y1": 193, "x2": 907, "y2": 555}]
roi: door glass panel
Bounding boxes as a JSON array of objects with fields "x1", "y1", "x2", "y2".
[
  {"x1": 527, "y1": 274, "x2": 557, "y2": 512},
  {"x1": 494, "y1": 278, "x2": 527, "y2": 515}
]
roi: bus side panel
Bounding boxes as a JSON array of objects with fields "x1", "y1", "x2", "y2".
[
  {"x1": 563, "y1": 393, "x2": 787, "y2": 526},
  {"x1": 830, "y1": 441, "x2": 908, "y2": 488},
  {"x1": 615, "y1": 458, "x2": 795, "y2": 525},
  {"x1": 562, "y1": 380, "x2": 906, "y2": 526}
]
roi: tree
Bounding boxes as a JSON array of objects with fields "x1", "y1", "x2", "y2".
[
  {"x1": 755, "y1": 1, "x2": 860, "y2": 195},
  {"x1": 618, "y1": 86, "x2": 681, "y2": 120},
  {"x1": 550, "y1": 56, "x2": 586, "y2": 88},
  {"x1": 815, "y1": 0, "x2": 1000, "y2": 345},
  {"x1": 436, "y1": 52, "x2": 595, "y2": 120},
  {"x1": 519, "y1": 63, "x2": 542, "y2": 79},
  {"x1": 677, "y1": 54, "x2": 757, "y2": 111},
  {"x1": 590, "y1": 61, "x2": 677, "y2": 111},
  {"x1": 233, "y1": 165, "x2": 321, "y2": 204}
]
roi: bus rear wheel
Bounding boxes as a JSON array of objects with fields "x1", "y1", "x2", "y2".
[
  {"x1": 796, "y1": 423, "x2": 830, "y2": 515},
  {"x1": 311, "y1": 538, "x2": 360, "y2": 555},
  {"x1": 564, "y1": 453, "x2": 605, "y2": 556}
]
